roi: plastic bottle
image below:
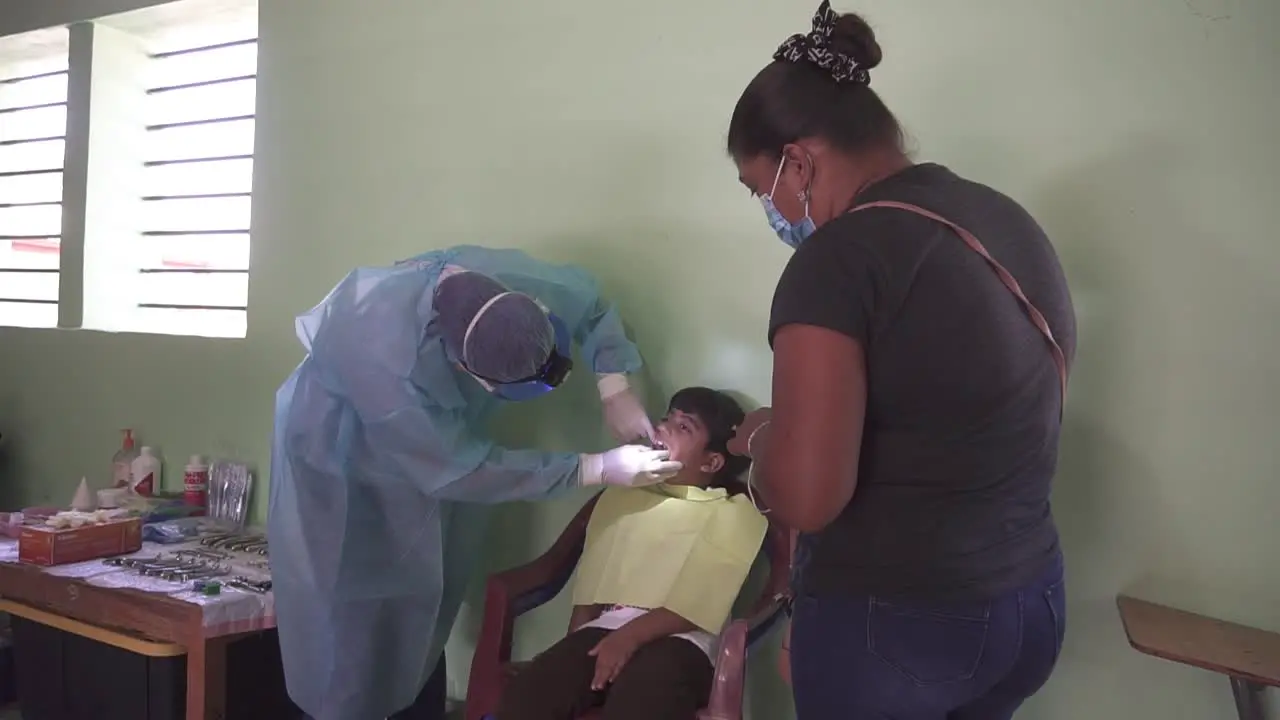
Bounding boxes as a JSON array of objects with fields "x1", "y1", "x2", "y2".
[
  {"x1": 130, "y1": 447, "x2": 161, "y2": 497},
  {"x1": 183, "y1": 455, "x2": 209, "y2": 512},
  {"x1": 112, "y1": 429, "x2": 139, "y2": 488}
]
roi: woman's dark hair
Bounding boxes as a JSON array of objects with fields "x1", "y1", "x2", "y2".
[
  {"x1": 727, "y1": 10, "x2": 903, "y2": 162},
  {"x1": 667, "y1": 387, "x2": 752, "y2": 495}
]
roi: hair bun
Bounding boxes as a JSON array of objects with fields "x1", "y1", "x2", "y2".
[
  {"x1": 828, "y1": 13, "x2": 882, "y2": 70},
  {"x1": 771, "y1": 2, "x2": 877, "y2": 85}
]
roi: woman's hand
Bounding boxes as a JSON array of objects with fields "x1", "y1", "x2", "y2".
[
  {"x1": 728, "y1": 407, "x2": 772, "y2": 457},
  {"x1": 588, "y1": 628, "x2": 643, "y2": 690}
]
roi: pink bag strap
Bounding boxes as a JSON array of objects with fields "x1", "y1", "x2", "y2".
[{"x1": 849, "y1": 200, "x2": 1068, "y2": 417}]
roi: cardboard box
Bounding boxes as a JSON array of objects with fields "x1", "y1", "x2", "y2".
[{"x1": 18, "y1": 517, "x2": 142, "y2": 566}]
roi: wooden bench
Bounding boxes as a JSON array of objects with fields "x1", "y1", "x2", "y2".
[{"x1": 1117, "y1": 595, "x2": 1280, "y2": 720}]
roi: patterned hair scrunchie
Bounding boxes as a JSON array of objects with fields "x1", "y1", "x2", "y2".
[{"x1": 773, "y1": 0, "x2": 871, "y2": 85}]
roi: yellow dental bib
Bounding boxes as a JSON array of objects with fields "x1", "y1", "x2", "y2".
[{"x1": 572, "y1": 484, "x2": 767, "y2": 633}]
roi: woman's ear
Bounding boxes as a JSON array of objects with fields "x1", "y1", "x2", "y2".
[{"x1": 701, "y1": 452, "x2": 726, "y2": 475}]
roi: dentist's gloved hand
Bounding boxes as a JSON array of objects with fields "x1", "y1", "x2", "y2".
[
  {"x1": 579, "y1": 445, "x2": 682, "y2": 488},
  {"x1": 598, "y1": 373, "x2": 655, "y2": 443}
]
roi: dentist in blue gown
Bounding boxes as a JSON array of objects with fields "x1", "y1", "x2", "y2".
[{"x1": 268, "y1": 245, "x2": 681, "y2": 720}]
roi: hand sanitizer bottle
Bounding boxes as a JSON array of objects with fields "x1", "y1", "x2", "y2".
[{"x1": 112, "y1": 429, "x2": 138, "y2": 488}]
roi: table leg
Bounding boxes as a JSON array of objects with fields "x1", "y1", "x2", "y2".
[
  {"x1": 185, "y1": 636, "x2": 228, "y2": 720},
  {"x1": 1229, "y1": 676, "x2": 1267, "y2": 720}
]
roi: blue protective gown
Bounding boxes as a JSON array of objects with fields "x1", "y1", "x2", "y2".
[{"x1": 267, "y1": 246, "x2": 642, "y2": 720}]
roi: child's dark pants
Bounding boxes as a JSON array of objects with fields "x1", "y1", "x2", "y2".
[{"x1": 496, "y1": 627, "x2": 713, "y2": 720}]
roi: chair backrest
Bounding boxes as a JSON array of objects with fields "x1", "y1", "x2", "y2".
[
  {"x1": 750, "y1": 515, "x2": 792, "y2": 614},
  {"x1": 510, "y1": 495, "x2": 601, "y2": 616}
]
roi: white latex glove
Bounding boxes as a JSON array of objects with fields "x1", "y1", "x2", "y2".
[
  {"x1": 579, "y1": 445, "x2": 683, "y2": 488},
  {"x1": 597, "y1": 374, "x2": 655, "y2": 443}
]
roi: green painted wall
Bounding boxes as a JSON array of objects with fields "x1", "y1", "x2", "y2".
[{"x1": 1, "y1": 0, "x2": 1278, "y2": 716}]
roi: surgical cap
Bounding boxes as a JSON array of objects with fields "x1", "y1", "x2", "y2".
[{"x1": 434, "y1": 271, "x2": 555, "y2": 383}]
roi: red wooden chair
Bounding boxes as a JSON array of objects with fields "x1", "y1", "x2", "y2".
[{"x1": 464, "y1": 494, "x2": 792, "y2": 720}]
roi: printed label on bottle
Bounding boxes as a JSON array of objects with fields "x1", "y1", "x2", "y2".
[
  {"x1": 135, "y1": 472, "x2": 154, "y2": 496},
  {"x1": 184, "y1": 470, "x2": 208, "y2": 511}
]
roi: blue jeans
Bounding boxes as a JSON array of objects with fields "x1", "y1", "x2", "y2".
[{"x1": 790, "y1": 556, "x2": 1065, "y2": 720}]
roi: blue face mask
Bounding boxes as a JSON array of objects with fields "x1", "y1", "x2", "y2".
[
  {"x1": 464, "y1": 309, "x2": 574, "y2": 402},
  {"x1": 760, "y1": 156, "x2": 816, "y2": 248}
]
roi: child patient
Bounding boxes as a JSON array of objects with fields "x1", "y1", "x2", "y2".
[{"x1": 497, "y1": 387, "x2": 766, "y2": 720}]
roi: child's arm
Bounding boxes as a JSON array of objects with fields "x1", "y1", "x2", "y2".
[{"x1": 568, "y1": 604, "x2": 605, "y2": 633}]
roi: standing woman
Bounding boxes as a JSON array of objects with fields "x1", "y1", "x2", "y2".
[{"x1": 725, "y1": 3, "x2": 1076, "y2": 719}]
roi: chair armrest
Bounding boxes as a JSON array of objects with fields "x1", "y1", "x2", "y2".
[
  {"x1": 463, "y1": 496, "x2": 600, "y2": 720},
  {"x1": 465, "y1": 578, "x2": 514, "y2": 720},
  {"x1": 465, "y1": 551, "x2": 584, "y2": 720},
  {"x1": 700, "y1": 619, "x2": 749, "y2": 720},
  {"x1": 698, "y1": 594, "x2": 790, "y2": 720}
]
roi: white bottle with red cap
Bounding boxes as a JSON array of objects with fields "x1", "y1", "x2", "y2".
[{"x1": 130, "y1": 447, "x2": 162, "y2": 497}]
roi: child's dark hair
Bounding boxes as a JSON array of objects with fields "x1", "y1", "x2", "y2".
[{"x1": 667, "y1": 387, "x2": 751, "y2": 495}]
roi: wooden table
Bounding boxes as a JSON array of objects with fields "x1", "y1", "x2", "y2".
[
  {"x1": 0, "y1": 559, "x2": 266, "y2": 720},
  {"x1": 1117, "y1": 595, "x2": 1280, "y2": 720}
]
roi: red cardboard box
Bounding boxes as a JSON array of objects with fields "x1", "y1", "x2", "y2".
[{"x1": 18, "y1": 517, "x2": 142, "y2": 566}]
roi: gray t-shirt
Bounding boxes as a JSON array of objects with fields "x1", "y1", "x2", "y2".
[{"x1": 769, "y1": 163, "x2": 1076, "y2": 601}]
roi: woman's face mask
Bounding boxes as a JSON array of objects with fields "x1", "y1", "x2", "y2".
[{"x1": 760, "y1": 155, "x2": 816, "y2": 248}]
